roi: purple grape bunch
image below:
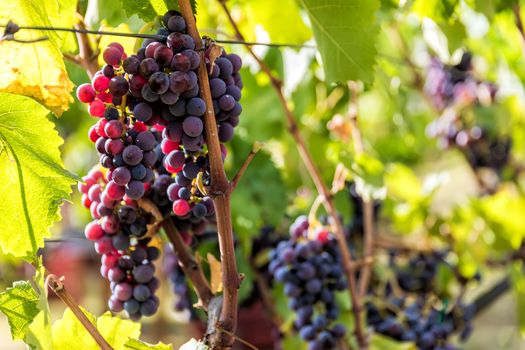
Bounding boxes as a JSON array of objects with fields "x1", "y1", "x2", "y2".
[
  {"x1": 79, "y1": 168, "x2": 161, "y2": 320},
  {"x1": 269, "y1": 216, "x2": 348, "y2": 350}
]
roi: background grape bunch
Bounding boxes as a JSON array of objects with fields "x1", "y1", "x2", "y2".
[
  {"x1": 269, "y1": 216, "x2": 348, "y2": 350},
  {"x1": 423, "y1": 52, "x2": 510, "y2": 179}
]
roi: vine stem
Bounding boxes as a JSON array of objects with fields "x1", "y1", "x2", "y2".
[
  {"x1": 346, "y1": 82, "x2": 376, "y2": 297},
  {"x1": 178, "y1": 0, "x2": 240, "y2": 347},
  {"x1": 513, "y1": 4, "x2": 525, "y2": 57},
  {"x1": 45, "y1": 275, "x2": 113, "y2": 350},
  {"x1": 74, "y1": 15, "x2": 99, "y2": 78},
  {"x1": 231, "y1": 142, "x2": 263, "y2": 190},
  {"x1": 161, "y1": 218, "x2": 214, "y2": 309},
  {"x1": 217, "y1": 1, "x2": 367, "y2": 348}
]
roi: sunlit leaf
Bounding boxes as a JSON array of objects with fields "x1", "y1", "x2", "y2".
[
  {"x1": 0, "y1": 93, "x2": 77, "y2": 262},
  {"x1": 52, "y1": 309, "x2": 141, "y2": 349},
  {"x1": 0, "y1": 281, "x2": 40, "y2": 340},
  {"x1": 299, "y1": 0, "x2": 380, "y2": 83},
  {"x1": 0, "y1": 0, "x2": 75, "y2": 115},
  {"x1": 350, "y1": 153, "x2": 386, "y2": 201},
  {"x1": 119, "y1": 0, "x2": 197, "y2": 22}
]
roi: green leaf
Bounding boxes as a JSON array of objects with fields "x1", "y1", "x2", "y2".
[
  {"x1": 299, "y1": 0, "x2": 380, "y2": 83},
  {"x1": 125, "y1": 339, "x2": 174, "y2": 349},
  {"x1": 237, "y1": 0, "x2": 311, "y2": 44},
  {"x1": 0, "y1": 0, "x2": 75, "y2": 115},
  {"x1": 52, "y1": 309, "x2": 141, "y2": 349},
  {"x1": 25, "y1": 265, "x2": 53, "y2": 350},
  {"x1": 0, "y1": 281, "x2": 40, "y2": 340},
  {"x1": 350, "y1": 153, "x2": 386, "y2": 201},
  {"x1": 0, "y1": 93, "x2": 77, "y2": 262},
  {"x1": 119, "y1": 0, "x2": 197, "y2": 22}
]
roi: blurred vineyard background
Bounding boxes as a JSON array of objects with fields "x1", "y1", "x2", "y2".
[{"x1": 2, "y1": 0, "x2": 525, "y2": 349}]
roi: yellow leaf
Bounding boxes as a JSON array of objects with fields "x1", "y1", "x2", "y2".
[
  {"x1": 98, "y1": 22, "x2": 139, "y2": 66},
  {"x1": 207, "y1": 253, "x2": 223, "y2": 294},
  {"x1": 0, "y1": 0, "x2": 75, "y2": 116}
]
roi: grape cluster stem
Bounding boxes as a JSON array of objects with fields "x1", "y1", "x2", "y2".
[
  {"x1": 162, "y1": 217, "x2": 213, "y2": 308},
  {"x1": 347, "y1": 82, "x2": 377, "y2": 298},
  {"x1": 217, "y1": 1, "x2": 368, "y2": 348},
  {"x1": 46, "y1": 274, "x2": 114, "y2": 350},
  {"x1": 178, "y1": 0, "x2": 240, "y2": 348}
]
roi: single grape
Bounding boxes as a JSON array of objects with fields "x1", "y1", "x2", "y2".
[
  {"x1": 77, "y1": 83, "x2": 96, "y2": 102},
  {"x1": 182, "y1": 116, "x2": 204, "y2": 137},
  {"x1": 148, "y1": 72, "x2": 170, "y2": 94}
]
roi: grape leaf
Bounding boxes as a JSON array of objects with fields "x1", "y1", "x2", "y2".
[
  {"x1": 237, "y1": 0, "x2": 311, "y2": 44},
  {"x1": 125, "y1": 339, "x2": 174, "y2": 349},
  {"x1": 119, "y1": 0, "x2": 198, "y2": 22},
  {"x1": 299, "y1": 0, "x2": 380, "y2": 84},
  {"x1": 350, "y1": 153, "x2": 386, "y2": 201},
  {"x1": 52, "y1": 309, "x2": 141, "y2": 349},
  {"x1": 0, "y1": 0, "x2": 75, "y2": 115},
  {"x1": 0, "y1": 281, "x2": 40, "y2": 340},
  {"x1": 25, "y1": 265, "x2": 53, "y2": 350},
  {"x1": 0, "y1": 93, "x2": 77, "y2": 262}
]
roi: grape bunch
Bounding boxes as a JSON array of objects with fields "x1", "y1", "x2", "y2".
[
  {"x1": 163, "y1": 244, "x2": 193, "y2": 313},
  {"x1": 269, "y1": 216, "x2": 347, "y2": 350},
  {"x1": 147, "y1": 11, "x2": 242, "y2": 221},
  {"x1": 423, "y1": 53, "x2": 510, "y2": 176},
  {"x1": 366, "y1": 297, "x2": 475, "y2": 350},
  {"x1": 77, "y1": 46, "x2": 158, "y2": 201},
  {"x1": 79, "y1": 167, "x2": 161, "y2": 320},
  {"x1": 391, "y1": 250, "x2": 448, "y2": 295}
]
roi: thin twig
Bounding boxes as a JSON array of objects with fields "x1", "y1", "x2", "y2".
[
  {"x1": 215, "y1": 326, "x2": 259, "y2": 350},
  {"x1": 74, "y1": 16, "x2": 99, "y2": 78},
  {"x1": 178, "y1": 1, "x2": 240, "y2": 348},
  {"x1": 513, "y1": 4, "x2": 525, "y2": 56},
  {"x1": 231, "y1": 142, "x2": 263, "y2": 190},
  {"x1": 374, "y1": 233, "x2": 433, "y2": 253},
  {"x1": 217, "y1": 1, "x2": 367, "y2": 348},
  {"x1": 45, "y1": 275, "x2": 113, "y2": 350},
  {"x1": 473, "y1": 276, "x2": 510, "y2": 316},
  {"x1": 346, "y1": 82, "x2": 376, "y2": 298},
  {"x1": 162, "y1": 218, "x2": 214, "y2": 309}
]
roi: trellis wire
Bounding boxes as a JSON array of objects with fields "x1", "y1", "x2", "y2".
[{"x1": 1, "y1": 23, "x2": 315, "y2": 49}]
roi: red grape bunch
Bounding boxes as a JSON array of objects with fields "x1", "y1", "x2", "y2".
[{"x1": 79, "y1": 167, "x2": 161, "y2": 320}]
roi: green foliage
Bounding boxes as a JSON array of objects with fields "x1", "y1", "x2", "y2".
[
  {"x1": 0, "y1": 281, "x2": 40, "y2": 341},
  {"x1": 350, "y1": 153, "x2": 386, "y2": 201},
  {"x1": 0, "y1": 93, "x2": 77, "y2": 262},
  {"x1": 299, "y1": 0, "x2": 380, "y2": 83},
  {"x1": 52, "y1": 309, "x2": 141, "y2": 349},
  {"x1": 119, "y1": 0, "x2": 197, "y2": 21},
  {"x1": 229, "y1": 138, "x2": 287, "y2": 247},
  {"x1": 0, "y1": 0, "x2": 75, "y2": 115},
  {"x1": 236, "y1": 0, "x2": 311, "y2": 43}
]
